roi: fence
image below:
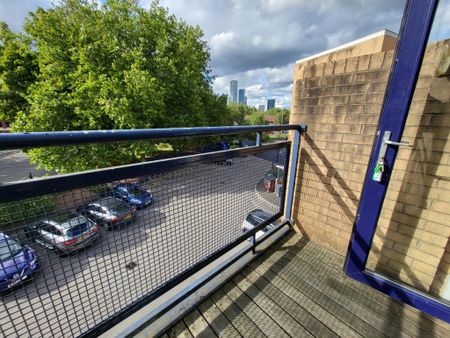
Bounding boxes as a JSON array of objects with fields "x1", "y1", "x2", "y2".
[{"x1": 0, "y1": 125, "x2": 305, "y2": 337}]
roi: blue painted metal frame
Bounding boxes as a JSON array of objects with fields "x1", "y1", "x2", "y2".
[
  {"x1": 0, "y1": 124, "x2": 306, "y2": 336},
  {"x1": 344, "y1": 0, "x2": 449, "y2": 323},
  {"x1": 0, "y1": 124, "x2": 306, "y2": 150}
]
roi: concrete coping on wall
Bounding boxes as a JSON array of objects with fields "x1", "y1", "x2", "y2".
[{"x1": 296, "y1": 29, "x2": 399, "y2": 64}]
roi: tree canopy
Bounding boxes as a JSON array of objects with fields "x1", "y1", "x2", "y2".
[
  {"x1": 0, "y1": 0, "x2": 291, "y2": 173},
  {"x1": 1, "y1": 0, "x2": 230, "y2": 172}
]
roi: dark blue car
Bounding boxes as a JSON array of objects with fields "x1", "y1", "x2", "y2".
[
  {"x1": 201, "y1": 142, "x2": 233, "y2": 165},
  {"x1": 0, "y1": 232, "x2": 39, "y2": 292},
  {"x1": 112, "y1": 183, "x2": 153, "y2": 208}
]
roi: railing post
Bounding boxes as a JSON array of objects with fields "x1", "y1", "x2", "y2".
[
  {"x1": 284, "y1": 128, "x2": 302, "y2": 223},
  {"x1": 256, "y1": 132, "x2": 262, "y2": 146}
]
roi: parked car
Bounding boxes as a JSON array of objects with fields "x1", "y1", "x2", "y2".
[
  {"x1": 25, "y1": 213, "x2": 100, "y2": 256},
  {"x1": 80, "y1": 197, "x2": 137, "y2": 230},
  {"x1": 0, "y1": 233, "x2": 39, "y2": 292},
  {"x1": 112, "y1": 183, "x2": 153, "y2": 208},
  {"x1": 239, "y1": 140, "x2": 256, "y2": 147},
  {"x1": 201, "y1": 142, "x2": 233, "y2": 165},
  {"x1": 241, "y1": 209, "x2": 277, "y2": 241}
]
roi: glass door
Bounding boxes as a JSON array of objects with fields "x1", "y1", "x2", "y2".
[{"x1": 345, "y1": 0, "x2": 449, "y2": 322}]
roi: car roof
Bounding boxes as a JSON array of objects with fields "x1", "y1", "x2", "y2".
[
  {"x1": 95, "y1": 197, "x2": 123, "y2": 207},
  {"x1": 115, "y1": 183, "x2": 137, "y2": 189},
  {"x1": 44, "y1": 213, "x2": 87, "y2": 229}
]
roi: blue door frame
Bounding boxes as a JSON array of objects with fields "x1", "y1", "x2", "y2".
[{"x1": 344, "y1": 0, "x2": 450, "y2": 323}]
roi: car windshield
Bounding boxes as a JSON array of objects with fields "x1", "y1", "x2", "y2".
[
  {"x1": 66, "y1": 223, "x2": 89, "y2": 238},
  {"x1": 110, "y1": 200, "x2": 130, "y2": 213},
  {"x1": 0, "y1": 238, "x2": 23, "y2": 262},
  {"x1": 246, "y1": 210, "x2": 273, "y2": 227},
  {"x1": 127, "y1": 186, "x2": 147, "y2": 197}
]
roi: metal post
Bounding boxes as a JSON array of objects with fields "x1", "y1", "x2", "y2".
[
  {"x1": 256, "y1": 132, "x2": 262, "y2": 146},
  {"x1": 284, "y1": 128, "x2": 301, "y2": 222}
]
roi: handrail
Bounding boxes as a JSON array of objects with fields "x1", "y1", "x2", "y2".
[{"x1": 0, "y1": 124, "x2": 307, "y2": 150}]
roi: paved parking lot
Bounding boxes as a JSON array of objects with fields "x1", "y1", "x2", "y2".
[
  {"x1": 0, "y1": 150, "x2": 51, "y2": 183},
  {"x1": 0, "y1": 155, "x2": 282, "y2": 337}
]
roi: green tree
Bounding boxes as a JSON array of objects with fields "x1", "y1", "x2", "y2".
[
  {"x1": 266, "y1": 107, "x2": 290, "y2": 124},
  {"x1": 247, "y1": 111, "x2": 266, "y2": 125},
  {"x1": 7, "y1": 0, "x2": 228, "y2": 173},
  {"x1": 227, "y1": 103, "x2": 256, "y2": 125},
  {"x1": 0, "y1": 23, "x2": 37, "y2": 123}
]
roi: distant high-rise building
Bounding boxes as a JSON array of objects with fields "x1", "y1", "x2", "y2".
[
  {"x1": 258, "y1": 105, "x2": 265, "y2": 112},
  {"x1": 228, "y1": 80, "x2": 238, "y2": 104},
  {"x1": 267, "y1": 99, "x2": 275, "y2": 110},
  {"x1": 238, "y1": 89, "x2": 246, "y2": 105}
]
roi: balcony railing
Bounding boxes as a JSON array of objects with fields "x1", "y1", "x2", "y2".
[{"x1": 0, "y1": 124, "x2": 306, "y2": 337}]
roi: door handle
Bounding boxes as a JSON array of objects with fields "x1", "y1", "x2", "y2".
[
  {"x1": 373, "y1": 131, "x2": 412, "y2": 182},
  {"x1": 384, "y1": 140, "x2": 413, "y2": 147},
  {"x1": 377, "y1": 131, "x2": 412, "y2": 163}
]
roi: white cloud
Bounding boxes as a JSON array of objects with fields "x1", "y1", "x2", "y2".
[
  {"x1": 3, "y1": 1, "x2": 449, "y2": 109},
  {"x1": 210, "y1": 31, "x2": 236, "y2": 51},
  {"x1": 212, "y1": 63, "x2": 295, "y2": 108}
]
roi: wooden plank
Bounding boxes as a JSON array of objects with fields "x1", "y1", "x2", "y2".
[
  {"x1": 183, "y1": 309, "x2": 217, "y2": 338},
  {"x1": 222, "y1": 281, "x2": 289, "y2": 338},
  {"x1": 261, "y1": 248, "x2": 412, "y2": 338},
  {"x1": 240, "y1": 266, "x2": 339, "y2": 338},
  {"x1": 249, "y1": 262, "x2": 362, "y2": 338},
  {"x1": 232, "y1": 273, "x2": 314, "y2": 337},
  {"x1": 268, "y1": 235, "x2": 450, "y2": 337},
  {"x1": 166, "y1": 320, "x2": 193, "y2": 338},
  {"x1": 254, "y1": 258, "x2": 390, "y2": 338},
  {"x1": 197, "y1": 298, "x2": 242, "y2": 338},
  {"x1": 210, "y1": 289, "x2": 266, "y2": 338},
  {"x1": 272, "y1": 244, "x2": 438, "y2": 338}
]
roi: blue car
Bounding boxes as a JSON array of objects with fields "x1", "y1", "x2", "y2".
[
  {"x1": 0, "y1": 233, "x2": 39, "y2": 292},
  {"x1": 201, "y1": 142, "x2": 233, "y2": 165},
  {"x1": 112, "y1": 183, "x2": 153, "y2": 208}
]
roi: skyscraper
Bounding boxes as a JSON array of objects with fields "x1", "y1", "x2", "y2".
[
  {"x1": 228, "y1": 80, "x2": 238, "y2": 104},
  {"x1": 267, "y1": 99, "x2": 275, "y2": 110},
  {"x1": 258, "y1": 105, "x2": 265, "y2": 112},
  {"x1": 238, "y1": 89, "x2": 246, "y2": 105}
]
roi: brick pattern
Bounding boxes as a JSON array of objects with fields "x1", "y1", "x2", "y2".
[
  {"x1": 366, "y1": 40, "x2": 450, "y2": 298},
  {"x1": 290, "y1": 50, "x2": 393, "y2": 254},
  {"x1": 290, "y1": 39, "x2": 450, "y2": 299}
]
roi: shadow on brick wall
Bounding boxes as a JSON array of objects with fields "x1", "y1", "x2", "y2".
[
  {"x1": 293, "y1": 133, "x2": 360, "y2": 250},
  {"x1": 374, "y1": 77, "x2": 450, "y2": 332}
]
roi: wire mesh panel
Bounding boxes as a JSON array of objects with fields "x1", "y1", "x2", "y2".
[{"x1": 0, "y1": 144, "x2": 289, "y2": 337}]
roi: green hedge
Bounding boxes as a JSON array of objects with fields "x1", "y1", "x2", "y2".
[{"x1": 0, "y1": 195, "x2": 55, "y2": 225}]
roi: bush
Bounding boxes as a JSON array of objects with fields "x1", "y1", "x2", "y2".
[{"x1": 0, "y1": 195, "x2": 55, "y2": 225}]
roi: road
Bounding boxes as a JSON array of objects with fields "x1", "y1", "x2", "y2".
[
  {"x1": 0, "y1": 150, "x2": 51, "y2": 183},
  {"x1": 0, "y1": 154, "x2": 282, "y2": 337}
]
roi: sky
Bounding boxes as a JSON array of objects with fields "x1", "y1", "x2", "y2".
[{"x1": 1, "y1": 0, "x2": 449, "y2": 108}]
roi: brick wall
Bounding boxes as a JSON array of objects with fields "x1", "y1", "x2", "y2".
[
  {"x1": 290, "y1": 48, "x2": 394, "y2": 253},
  {"x1": 290, "y1": 37, "x2": 450, "y2": 299},
  {"x1": 366, "y1": 40, "x2": 450, "y2": 299}
]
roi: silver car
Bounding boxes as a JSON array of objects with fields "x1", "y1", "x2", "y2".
[
  {"x1": 241, "y1": 209, "x2": 277, "y2": 242},
  {"x1": 25, "y1": 213, "x2": 100, "y2": 256},
  {"x1": 80, "y1": 197, "x2": 137, "y2": 230}
]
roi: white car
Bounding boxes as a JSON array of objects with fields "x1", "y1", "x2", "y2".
[{"x1": 241, "y1": 209, "x2": 277, "y2": 241}]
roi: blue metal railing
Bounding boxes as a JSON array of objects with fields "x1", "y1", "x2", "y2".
[{"x1": 0, "y1": 124, "x2": 305, "y2": 337}]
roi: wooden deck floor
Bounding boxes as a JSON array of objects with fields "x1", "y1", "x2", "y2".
[{"x1": 160, "y1": 233, "x2": 450, "y2": 338}]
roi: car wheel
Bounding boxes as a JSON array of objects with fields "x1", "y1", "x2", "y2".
[{"x1": 55, "y1": 247, "x2": 66, "y2": 257}]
